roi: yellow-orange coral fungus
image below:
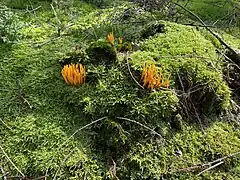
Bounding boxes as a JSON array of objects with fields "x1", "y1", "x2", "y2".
[
  {"x1": 61, "y1": 64, "x2": 86, "y2": 86},
  {"x1": 107, "y1": 32, "x2": 114, "y2": 45},
  {"x1": 118, "y1": 37, "x2": 123, "y2": 44},
  {"x1": 141, "y1": 63, "x2": 170, "y2": 90}
]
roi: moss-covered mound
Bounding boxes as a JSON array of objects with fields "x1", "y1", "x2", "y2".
[
  {"x1": 0, "y1": 1, "x2": 239, "y2": 179},
  {"x1": 130, "y1": 21, "x2": 231, "y2": 117},
  {"x1": 121, "y1": 122, "x2": 240, "y2": 180}
]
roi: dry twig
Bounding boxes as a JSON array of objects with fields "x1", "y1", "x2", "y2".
[
  {"x1": 53, "y1": 147, "x2": 77, "y2": 180},
  {"x1": 116, "y1": 117, "x2": 164, "y2": 140},
  {"x1": 0, "y1": 145, "x2": 25, "y2": 177},
  {"x1": 173, "y1": 1, "x2": 240, "y2": 63},
  {"x1": 125, "y1": 53, "x2": 144, "y2": 89},
  {"x1": 59, "y1": 116, "x2": 107, "y2": 148},
  {"x1": 0, "y1": 118, "x2": 12, "y2": 131},
  {"x1": 46, "y1": 117, "x2": 107, "y2": 176},
  {"x1": 109, "y1": 158, "x2": 119, "y2": 180},
  {"x1": 197, "y1": 161, "x2": 224, "y2": 176},
  {"x1": 0, "y1": 167, "x2": 7, "y2": 180},
  {"x1": 171, "y1": 150, "x2": 240, "y2": 174}
]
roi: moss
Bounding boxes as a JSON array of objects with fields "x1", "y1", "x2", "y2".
[
  {"x1": 130, "y1": 21, "x2": 231, "y2": 114},
  {"x1": 121, "y1": 122, "x2": 240, "y2": 179},
  {"x1": 140, "y1": 21, "x2": 165, "y2": 39},
  {"x1": 86, "y1": 39, "x2": 117, "y2": 65},
  {"x1": 0, "y1": 1, "x2": 239, "y2": 179},
  {"x1": 0, "y1": 115, "x2": 104, "y2": 178},
  {"x1": 62, "y1": 63, "x2": 178, "y2": 158},
  {"x1": 140, "y1": 22, "x2": 217, "y2": 58},
  {"x1": 178, "y1": 0, "x2": 234, "y2": 23}
]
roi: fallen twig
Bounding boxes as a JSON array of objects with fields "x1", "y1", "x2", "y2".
[
  {"x1": 53, "y1": 147, "x2": 77, "y2": 180},
  {"x1": 116, "y1": 117, "x2": 164, "y2": 140},
  {"x1": 34, "y1": 175, "x2": 49, "y2": 180},
  {"x1": 109, "y1": 158, "x2": 119, "y2": 180},
  {"x1": 46, "y1": 117, "x2": 107, "y2": 175},
  {"x1": 0, "y1": 167, "x2": 7, "y2": 180},
  {"x1": 51, "y1": 3, "x2": 61, "y2": 37},
  {"x1": 197, "y1": 161, "x2": 224, "y2": 176},
  {"x1": 173, "y1": 1, "x2": 240, "y2": 63},
  {"x1": 190, "y1": 100, "x2": 205, "y2": 133},
  {"x1": 0, "y1": 118, "x2": 12, "y2": 131},
  {"x1": 25, "y1": 6, "x2": 42, "y2": 14},
  {"x1": 230, "y1": 99, "x2": 240, "y2": 114},
  {"x1": 0, "y1": 145, "x2": 25, "y2": 177},
  {"x1": 171, "y1": 150, "x2": 240, "y2": 174},
  {"x1": 59, "y1": 116, "x2": 107, "y2": 148},
  {"x1": 125, "y1": 53, "x2": 144, "y2": 89},
  {"x1": 33, "y1": 36, "x2": 61, "y2": 48},
  {"x1": 17, "y1": 79, "x2": 32, "y2": 109},
  {"x1": 216, "y1": 48, "x2": 235, "y2": 64},
  {"x1": 183, "y1": 23, "x2": 215, "y2": 28}
]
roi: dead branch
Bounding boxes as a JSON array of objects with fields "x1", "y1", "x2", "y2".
[
  {"x1": 33, "y1": 36, "x2": 61, "y2": 48},
  {"x1": 183, "y1": 23, "x2": 215, "y2": 28},
  {"x1": 0, "y1": 118, "x2": 12, "y2": 131},
  {"x1": 171, "y1": 150, "x2": 240, "y2": 174},
  {"x1": 190, "y1": 100, "x2": 205, "y2": 133},
  {"x1": 109, "y1": 158, "x2": 119, "y2": 180},
  {"x1": 173, "y1": 1, "x2": 240, "y2": 63},
  {"x1": 33, "y1": 175, "x2": 49, "y2": 180},
  {"x1": 25, "y1": 6, "x2": 42, "y2": 14},
  {"x1": 46, "y1": 117, "x2": 107, "y2": 175},
  {"x1": 197, "y1": 161, "x2": 224, "y2": 176},
  {"x1": 125, "y1": 53, "x2": 144, "y2": 89},
  {"x1": 230, "y1": 99, "x2": 240, "y2": 114},
  {"x1": 59, "y1": 116, "x2": 107, "y2": 148},
  {"x1": 0, "y1": 145, "x2": 25, "y2": 177},
  {"x1": 0, "y1": 167, "x2": 7, "y2": 180},
  {"x1": 116, "y1": 117, "x2": 164, "y2": 141}
]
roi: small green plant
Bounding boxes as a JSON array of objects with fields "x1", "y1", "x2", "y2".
[{"x1": 0, "y1": 5, "x2": 22, "y2": 43}]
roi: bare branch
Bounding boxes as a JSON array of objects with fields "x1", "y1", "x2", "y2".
[
  {"x1": 172, "y1": 1, "x2": 240, "y2": 62},
  {"x1": 53, "y1": 147, "x2": 77, "y2": 180},
  {"x1": 0, "y1": 118, "x2": 12, "y2": 131},
  {"x1": 125, "y1": 53, "x2": 144, "y2": 89},
  {"x1": 0, "y1": 145, "x2": 25, "y2": 177},
  {"x1": 171, "y1": 150, "x2": 240, "y2": 174},
  {"x1": 116, "y1": 117, "x2": 164, "y2": 141},
  {"x1": 197, "y1": 161, "x2": 224, "y2": 176}
]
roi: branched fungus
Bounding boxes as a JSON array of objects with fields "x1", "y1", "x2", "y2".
[
  {"x1": 141, "y1": 63, "x2": 170, "y2": 89},
  {"x1": 118, "y1": 37, "x2": 123, "y2": 45},
  {"x1": 107, "y1": 32, "x2": 114, "y2": 45},
  {"x1": 61, "y1": 64, "x2": 86, "y2": 86}
]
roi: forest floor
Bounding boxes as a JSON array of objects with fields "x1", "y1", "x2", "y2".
[{"x1": 0, "y1": 0, "x2": 240, "y2": 179}]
